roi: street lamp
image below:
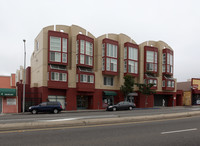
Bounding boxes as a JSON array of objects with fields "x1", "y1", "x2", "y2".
[{"x1": 23, "y1": 39, "x2": 26, "y2": 112}]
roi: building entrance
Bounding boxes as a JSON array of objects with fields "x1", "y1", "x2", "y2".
[
  {"x1": 77, "y1": 96, "x2": 89, "y2": 109},
  {"x1": 154, "y1": 95, "x2": 170, "y2": 106}
]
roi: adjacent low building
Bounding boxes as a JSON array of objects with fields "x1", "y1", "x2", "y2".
[
  {"x1": 177, "y1": 78, "x2": 200, "y2": 106},
  {"x1": 0, "y1": 74, "x2": 17, "y2": 113},
  {"x1": 16, "y1": 24, "x2": 180, "y2": 112}
]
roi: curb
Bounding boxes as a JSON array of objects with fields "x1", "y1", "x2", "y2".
[{"x1": 1, "y1": 111, "x2": 200, "y2": 131}]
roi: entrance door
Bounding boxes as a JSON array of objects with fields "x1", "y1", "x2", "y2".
[
  {"x1": 77, "y1": 96, "x2": 88, "y2": 109},
  {"x1": 0, "y1": 98, "x2": 2, "y2": 113}
]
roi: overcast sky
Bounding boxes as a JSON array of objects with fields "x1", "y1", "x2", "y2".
[{"x1": 0, "y1": 0, "x2": 200, "y2": 82}]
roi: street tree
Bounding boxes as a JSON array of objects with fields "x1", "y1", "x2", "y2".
[
  {"x1": 135, "y1": 82, "x2": 155, "y2": 108},
  {"x1": 120, "y1": 74, "x2": 135, "y2": 100}
]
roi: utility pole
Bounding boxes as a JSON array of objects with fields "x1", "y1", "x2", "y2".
[{"x1": 23, "y1": 39, "x2": 26, "y2": 112}]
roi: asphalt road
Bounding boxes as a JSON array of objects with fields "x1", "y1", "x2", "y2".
[
  {"x1": 1, "y1": 115, "x2": 200, "y2": 146},
  {"x1": 0, "y1": 106, "x2": 199, "y2": 124}
]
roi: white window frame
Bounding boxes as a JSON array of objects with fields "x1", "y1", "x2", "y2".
[
  {"x1": 50, "y1": 36, "x2": 61, "y2": 51},
  {"x1": 104, "y1": 76, "x2": 114, "y2": 86}
]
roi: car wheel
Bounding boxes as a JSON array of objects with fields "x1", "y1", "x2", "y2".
[
  {"x1": 32, "y1": 109, "x2": 37, "y2": 114},
  {"x1": 53, "y1": 109, "x2": 59, "y2": 114},
  {"x1": 113, "y1": 107, "x2": 117, "y2": 111},
  {"x1": 129, "y1": 106, "x2": 133, "y2": 110}
]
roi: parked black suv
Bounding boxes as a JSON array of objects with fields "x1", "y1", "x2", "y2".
[{"x1": 29, "y1": 102, "x2": 63, "y2": 114}]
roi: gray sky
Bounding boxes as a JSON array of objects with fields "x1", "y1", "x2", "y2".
[{"x1": 0, "y1": 0, "x2": 200, "y2": 82}]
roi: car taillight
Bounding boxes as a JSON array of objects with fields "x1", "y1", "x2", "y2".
[{"x1": 60, "y1": 105, "x2": 62, "y2": 109}]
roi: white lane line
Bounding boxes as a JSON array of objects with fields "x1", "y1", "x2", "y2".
[
  {"x1": 41, "y1": 115, "x2": 118, "y2": 122},
  {"x1": 45, "y1": 118, "x2": 80, "y2": 122},
  {"x1": 161, "y1": 128, "x2": 197, "y2": 134}
]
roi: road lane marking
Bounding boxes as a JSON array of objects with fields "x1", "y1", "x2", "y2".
[
  {"x1": 40, "y1": 115, "x2": 117, "y2": 122},
  {"x1": 43, "y1": 118, "x2": 79, "y2": 122},
  {"x1": 0, "y1": 116, "x2": 199, "y2": 134},
  {"x1": 161, "y1": 128, "x2": 197, "y2": 134}
]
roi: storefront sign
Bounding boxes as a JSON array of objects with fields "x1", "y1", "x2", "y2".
[
  {"x1": 192, "y1": 79, "x2": 200, "y2": 90},
  {"x1": 7, "y1": 98, "x2": 16, "y2": 105}
]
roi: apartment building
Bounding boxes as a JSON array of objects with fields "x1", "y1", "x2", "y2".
[{"x1": 16, "y1": 24, "x2": 181, "y2": 111}]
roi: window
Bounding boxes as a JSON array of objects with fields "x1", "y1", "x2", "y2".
[
  {"x1": 76, "y1": 37, "x2": 93, "y2": 67},
  {"x1": 172, "y1": 81, "x2": 174, "y2": 87},
  {"x1": 146, "y1": 50, "x2": 157, "y2": 72},
  {"x1": 166, "y1": 80, "x2": 175, "y2": 88},
  {"x1": 49, "y1": 35, "x2": 68, "y2": 64},
  {"x1": 162, "y1": 49, "x2": 173, "y2": 74},
  {"x1": 124, "y1": 44, "x2": 138, "y2": 74},
  {"x1": 124, "y1": 60, "x2": 127, "y2": 73},
  {"x1": 104, "y1": 76, "x2": 114, "y2": 86},
  {"x1": 162, "y1": 53, "x2": 166, "y2": 72},
  {"x1": 80, "y1": 74, "x2": 94, "y2": 83},
  {"x1": 102, "y1": 41, "x2": 118, "y2": 73},
  {"x1": 124, "y1": 47, "x2": 127, "y2": 59},
  {"x1": 62, "y1": 38, "x2": 67, "y2": 52},
  {"x1": 50, "y1": 52, "x2": 61, "y2": 62},
  {"x1": 50, "y1": 36, "x2": 61, "y2": 51},
  {"x1": 167, "y1": 80, "x2": 171, "y2": 87},
  {"x1": 106, "y1": 44, "x2": 117, "y2": 58},
  {"x1": 128, "y1": 60, "x2": 138, "y2": 74},
  {"x1": 102, "y1": 44, "x2": 105, "y2": 57},
  {"x1": 128, "y1": 47, "x2": 138, "y2": 60},
  {"x1": 51, "y1": 72, "x2": 67, "y2": 82},
  {"x1": 167, "y1": 54, "x2": 173, "y2": 74},
  {"x1": 62, "y1": 53, "x2": 67, "y2": 63},
  {"x1": 146, "y1": 78, "x2": 157, "y2": 87},
  {"x1": 35, "y1": 41, "x2": 39, "y2": 51},
  {"x1": 76, "y1": 40, "x2": 79, "y2": 64},
  {"x1": 162, "y1": 80, "x2": 165, "y2": 87},
  {"x1": 102, "y1": 58, "x2": 105, "y2": 71}
]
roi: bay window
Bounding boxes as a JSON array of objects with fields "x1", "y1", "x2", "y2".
[
  {"x1": 124, "y1": 43, "x2": 139, "y2": 75},
  {"x1": 48, "y1": 31, "x2": 68, "y2": 64},
  {"x1": 76, "y1": 34, "x2": 94, "y2": 67},
  {"x1": 162, "y1": 49, "x2": 173, "y2": 74},
  {"x1": 162, "y1": 75, "x2": 175, "y2": 90},
  {"x1": 145, "y1": 46, "x2": 158, "y2": 73},
  {"x1": 145, "y1": 74, "x2": 157, "y2": 89},
  {"x1": 146, "y1": 51, "x2": 157, "y2": 72},
  {"x1": 79, "y1": 40, "x2": 93, "y2": 66},
  {"x1": 102, "y1": 38, "x2": 118, "y2": 75}
]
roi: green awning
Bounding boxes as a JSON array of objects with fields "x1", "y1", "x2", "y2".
[
  {"x1": 0, "y1": 88, "x2": 16, "y2": 96},
  {"x1": 103, "y1": 91, "x2": 117, "y2": 96}
]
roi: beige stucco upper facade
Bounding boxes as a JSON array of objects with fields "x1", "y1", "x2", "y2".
[{"x1": 30, "y1": 24, "x2": 176, "y2": 92}]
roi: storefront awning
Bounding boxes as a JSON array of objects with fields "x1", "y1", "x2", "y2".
[
  {"x1": 128, "y1": 92, "x2": 138, "y2": 96},
  {"x1": 103, "y1": 91, "x2": 117, "y2": 96},
  {"x1": 0, "y1": 88, "x2": 16, "y2": 96}
]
